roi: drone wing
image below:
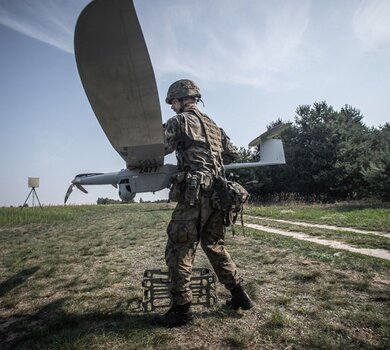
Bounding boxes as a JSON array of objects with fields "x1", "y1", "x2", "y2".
[{"x1": 74, "y1": 0, "x2": 164, "y2": 167}]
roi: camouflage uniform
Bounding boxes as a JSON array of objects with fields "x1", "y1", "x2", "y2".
[{"x1": 164, "y1": 104, "x2": 241, "y2": 306}]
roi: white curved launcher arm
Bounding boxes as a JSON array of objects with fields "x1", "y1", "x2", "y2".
[
  {"x1": 225, "y1": 122, "x2": 291, "y2": 170},
  {"x1": 225, "y1": 138, "x2": 286, "y2": 170}
]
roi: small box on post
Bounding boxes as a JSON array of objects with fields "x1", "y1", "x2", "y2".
[
  {"x1": 28, "y1": 177, "x2": 39, "y2": 188},
  {"x1": 22, "y1": 177, "x2": 42, "y2": 209}
]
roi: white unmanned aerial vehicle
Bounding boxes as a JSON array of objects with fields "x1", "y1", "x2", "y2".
[{"x1": 65, "y1": 0, "x2": 290, "y2": 204}]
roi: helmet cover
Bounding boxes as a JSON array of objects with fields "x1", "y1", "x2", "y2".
[{"x1": 166, "y1": 79, "x2": 201, "y2": 104}]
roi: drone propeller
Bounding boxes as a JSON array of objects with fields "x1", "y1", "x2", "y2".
[
  {"x1": 64, "y1": 183, "x2": 88, "y2": 204},
  {"x1": 76, "y1": 184, "x2": 88, "y2": 193}
]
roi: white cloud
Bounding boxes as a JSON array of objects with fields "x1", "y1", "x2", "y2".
[
  {"x1": 1, "y1": 0, "x2": 310, "y2": 89},
  {"x1": 0, "y1": 0, "x2": 89, "y2": 53},
  {"x1": 138, "y1": 0, "x2": 310, "y2": 89},
  {"x1": 353, "y1": 0, "x2": 390, "y2": 50}
]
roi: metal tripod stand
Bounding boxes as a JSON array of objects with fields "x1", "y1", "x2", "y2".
[{"x1": 22, "y1": 187, "x2": 42, "y2": 209}]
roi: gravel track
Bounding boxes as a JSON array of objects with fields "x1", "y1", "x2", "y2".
[
  {"x1": 245, "y1": 215, "x2": 390, "y2": 238},
  {"x1": 245, "y1": 222, "x2": 390, "y2": 260}
]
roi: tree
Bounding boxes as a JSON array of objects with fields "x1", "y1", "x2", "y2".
[
  {"x1": 361, "y1": 123, "x2": 390, "y2": 201},
  {"x1": 327, "y1": 105, "x2": 370, "y2": 198},
  {"x1": 233, "y1": 102, "x2": 388, "y2": 202}
]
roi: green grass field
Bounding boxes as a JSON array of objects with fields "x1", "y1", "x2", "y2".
[{"x1": 0, "y1": 203, "x2": 389, "y2": 349}]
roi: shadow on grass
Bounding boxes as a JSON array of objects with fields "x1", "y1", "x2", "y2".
[
  {"x1": 0, "y1": 298, "x2": 153, "y2": 350},
  {"x1": 0, "y1": 266, "x2": 40, "y2": 297},
  {"x1": 1, "y1": 298, "x2": 246, "y2": 349}
]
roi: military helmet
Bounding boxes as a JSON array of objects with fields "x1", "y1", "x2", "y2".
[{"x1": 165, "y1": 79, "x2": 201, "y2": 104}]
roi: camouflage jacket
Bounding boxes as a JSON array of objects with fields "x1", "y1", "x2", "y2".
[{"x1": 163, "y1": 105, "x2": 239, "y2": 177}]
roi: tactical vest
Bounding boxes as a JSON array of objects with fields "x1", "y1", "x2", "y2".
[
  {"x1": 192, "y1": 108, "x2": 224, "y2": 173},
  {"x1": 177, "y1": 107, "x2": 224, "y2": 176}
]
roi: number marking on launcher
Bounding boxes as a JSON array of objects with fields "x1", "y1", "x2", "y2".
[{"x1": 139, "y1": 166, "x2": 158, "y2": 174}]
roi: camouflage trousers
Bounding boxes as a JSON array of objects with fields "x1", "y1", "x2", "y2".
[{"x1": 165, "y1": 195, "x2": 241, "y2": 306}]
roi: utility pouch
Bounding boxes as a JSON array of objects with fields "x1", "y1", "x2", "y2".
[
  {"x1": 184, "y1": 172, "x2": 201, "y2": 206},
  {"x1": 168, "y1": 172, "x2": 186, "y2": 202}
]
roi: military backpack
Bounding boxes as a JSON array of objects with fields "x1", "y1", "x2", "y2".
[{"x1": 210, "y1": 176, "x2": 249, "y2": 232}]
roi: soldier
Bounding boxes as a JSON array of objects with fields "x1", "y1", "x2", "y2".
[{"x1": 151, "y1": 79, "x2": 254, "y2": 328}]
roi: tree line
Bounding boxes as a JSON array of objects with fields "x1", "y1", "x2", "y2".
[{"x1": 233, "y1": 102, "x2": 390, "y2": 202}]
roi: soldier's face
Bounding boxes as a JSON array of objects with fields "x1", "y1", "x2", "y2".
[{"x1": 171, "y1": 99, "x2": 181, "y2": 113}]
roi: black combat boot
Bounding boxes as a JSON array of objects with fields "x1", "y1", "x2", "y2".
[
  {"x1": 226, "y1": 283, "x2": 255, "y2": 310},
  {"x1": 151, "y1": 303, "x2": 194, "y2": 328}
]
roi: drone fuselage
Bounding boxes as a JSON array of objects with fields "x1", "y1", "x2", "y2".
[{"x1": 71, "y1": 164, "x2": 178, "y2": 202}]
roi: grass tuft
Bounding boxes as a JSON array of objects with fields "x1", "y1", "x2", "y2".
[
  {"x1": 225, "y1": 325, "x2": 255, "y2": 349},
  {"x1": 292, "y1": 270, "x2": 322, "y2": 283}
]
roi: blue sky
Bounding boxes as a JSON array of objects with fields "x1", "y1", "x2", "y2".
[{"x1": 1, "y1": 0, "x2": 389, "y2": 206}]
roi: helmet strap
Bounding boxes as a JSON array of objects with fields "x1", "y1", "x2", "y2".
[
  {"x1": 178, "y1": 99, "x2": 185, "y2": 113},
  {"x1": 179, "y1": 97, "x2": 192, "y2": 112}
]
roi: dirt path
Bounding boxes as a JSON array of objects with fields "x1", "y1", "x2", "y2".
[
  {"x1": 245, "y1": 223, "x2": 390, "y2": 260},
  {"x1": 245, "y1": 215, "x2": 390, "y2": 238}
]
